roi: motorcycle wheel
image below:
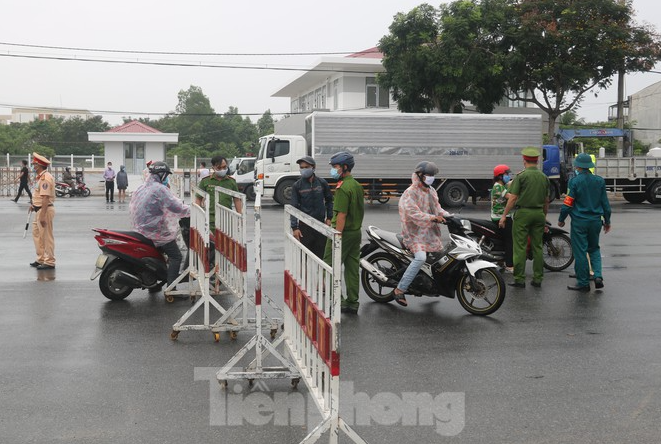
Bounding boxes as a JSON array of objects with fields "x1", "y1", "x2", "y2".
[
  {"x1": 55, "y1": 189, "x2": 65, "y2": 198},
  {"x1": 99, "y1": 261, "x2": 134, "y2": 300},
  {"x1": 360, "y1": 252, "x2": 401, "y2": 303},
  {"x1": 456, "y1": 267, "x2": 505, "y2": 316},
  {"x1": 82, "y1": 188, "x2": 91, "y2": 197},
  {"x1": 543, "y1": 233, "x2": 574, "y2": 271}
]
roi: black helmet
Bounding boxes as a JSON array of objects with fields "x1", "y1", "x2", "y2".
[
  {"x1": 414, "y1": 161, "x2": 439, "y2": 176},
  {"x1": 149, "y1": 161, "x2": 171, "y2": 182},
  {"x1": 329, "y1": 151, "x2": 355, "y2": 170},
  {"x1": 65, "y1": 167, "x2": 71, "y2": 172},
  {"x1": 296, "y1": 156, "x2": 316, "y2": 167}
]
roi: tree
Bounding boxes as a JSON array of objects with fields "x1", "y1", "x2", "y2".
[
  {"x1": 257, "y1": 110, "x2": 275, "y2": 137},
  {"x1": 378, "y1": 1, "x2": 511, "y2": 113},
  {"x1": 505, "y1": 0, "x2": 661, "y2": 137}
]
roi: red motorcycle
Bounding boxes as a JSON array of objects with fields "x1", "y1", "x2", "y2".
[
  {"x1": 91, "y1": 229, "x2": 168, "y2": 300},
  {"x1": 55, "y1": 178, "x2": 91, "y2": 197}
]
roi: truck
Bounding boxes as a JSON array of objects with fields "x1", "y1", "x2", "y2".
[
  {"x1": 229, "y1": 156, "x2": 256, "y2": 200},
  {"x1": 255, "y1": 111, "x2": 559, "y2": 207},
  {"x1": 551, "y1": 128, "x2": 661, "y2": 204}
]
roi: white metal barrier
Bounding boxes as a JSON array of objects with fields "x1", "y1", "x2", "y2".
[
  {"x1": 281, "y1": 206, "x2": 367, "y2": 444},
  {"x1": 210, "y1": 187, "x2": 280, "y2": 339},
  {"x1": 216, "y1": 191, "x2": 300, "y2": 387},
  {"x1": 170, "y1": 187, "x2": 228, "y2": 341}
]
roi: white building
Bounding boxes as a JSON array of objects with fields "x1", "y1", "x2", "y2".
[
  {"x1": 10, "y1": 107, "x2": 95, "y2": 123},
  {"x1": 88, "y1": 121, "x2": 178, "y2": 186},
  {"x1": 628, "y1": 81, "x2": 661, "y2": 147},
  {"x1": 272, "y1": 47, "x2": 545, "y2": 135}
]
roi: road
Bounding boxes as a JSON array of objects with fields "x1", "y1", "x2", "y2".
[{"x1": 1, "y1": 195, "x2": 660, "y2": 443}]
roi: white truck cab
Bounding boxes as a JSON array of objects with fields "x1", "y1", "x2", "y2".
[
  {"x1": 255, "y1": 135, "x2": 307, "y2": 203},
  {"x1": 229, "y1": 156, "x2": 256, "y2": 201}
]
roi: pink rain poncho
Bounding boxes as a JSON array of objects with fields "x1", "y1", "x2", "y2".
[
  {"x1": 398, "y1": 173, "x2": 452, "y2": 254},
  {"x1": 129, "y1": 175, "x2": 190, "y2": 246}
]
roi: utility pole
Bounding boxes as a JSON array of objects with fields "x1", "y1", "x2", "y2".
[{"x1": 615, "y1": 0, "x2": 626, "y2": 157}]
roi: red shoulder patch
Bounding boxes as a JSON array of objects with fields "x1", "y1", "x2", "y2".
[
  {"x1": 563, "y1": 196, "x2": 574, "y2": 207},
  {"x1": 336, "y1": 180, "x2": 343, "y2": 189}
]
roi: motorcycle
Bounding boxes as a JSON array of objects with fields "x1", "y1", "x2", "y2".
[
  {"x1": 55, "y1": 179, "x2": 91, "y2": 197},
  {"x1": 91, "y1": 228, "x2": 167, "y2": 301},
  {"x1": 445, "y1": 215, "x2": 574, "y2": 272},
  {"x1": 359, "y1": 223, "x2": 506, "y2": 316}
]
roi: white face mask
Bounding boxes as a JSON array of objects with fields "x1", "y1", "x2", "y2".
[{"x1": 424, "y1": 176, "x2": 435, "y2": 186}]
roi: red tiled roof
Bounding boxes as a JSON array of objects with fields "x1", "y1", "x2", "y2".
[
  {"x1": 107, "y1": 120, "x2": 161, "y2": 133},
  {"x1": 346, "y1": 47, "x2": 383, "y2": 59}
]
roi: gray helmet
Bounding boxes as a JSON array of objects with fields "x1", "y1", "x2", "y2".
[
  {"x1": 149, "y1": 161, "x2": 171, "y2": 182},
  {"x1": 296, "y1": 156, "x2": 316, "y2": 167},
  {"x1": 414, "y1": 161, "x2": 439, "y2": 176},
  {"x1": 329, "y1": 151, "x2": 355, "y2": 169}
]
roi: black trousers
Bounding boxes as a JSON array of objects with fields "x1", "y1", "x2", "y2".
[
  {"x1": 299, "y1": 222, "x2": 327, "y2": 260},
  {"x1": 14, "y1": 182, "x2": 32, "y2": 202},
  {"x1": 160, "y1": 240, "x2": 183, "y2": 286},
  {"x1": 105, "y1": 181, "x2": 115, "y2": 201}
]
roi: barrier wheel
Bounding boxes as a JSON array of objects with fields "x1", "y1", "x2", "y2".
[
  {"x1": 165, "y1": 294, "x2": 174, "y2": 303},
  {"x1": 213, "y1": 332, "x2": 220, "y2": 342},
  {"x1": 248, "y1": 379, "x2": 254, "y2": 388},
  {"x1": 229, "y1": 331, "x2": 238, "y2": 340},
  {"x1": 270, "y1": 328, "x2": 278, "y2": 339},
  {"x1": 170, "y1": 330, "x2": 179, "y2": 340},
  {"x1": 291, "y1": 378, "x2": 301, "y2": 390},
  {"x1": 219, "y1": 380, "x2": 228, "y2": 388}
]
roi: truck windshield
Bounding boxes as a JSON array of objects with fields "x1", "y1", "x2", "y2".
[{"x1": 257, "y1": 138, "x2": 267, "y2": 160}]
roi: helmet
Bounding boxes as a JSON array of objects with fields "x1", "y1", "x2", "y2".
[
  {"x1": 149, "y1": 161, "x2": 171, "y2": 182},
  {"x1": 65, "y1": 167, "x2": 71, "y2": 172},
  {"x1": 493, "y1": 164, "x2": 510, "y2": 177},
  {"x1": 414, "y1": 161, "x2": 439, "y2": 176},
  {"x1": 329, "y1": 151, "x2": 355, "y2": 169}
]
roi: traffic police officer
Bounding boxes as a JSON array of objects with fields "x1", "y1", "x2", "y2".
[
  {"x1": 499, "y1": 147, "x2": 550, "y2": 288},
  {"x1": 323, "y1": 152, "x2": 364, "y2": 314},
  {"x1": 558, "y1": 153, "x2": 611, "y2": 292},
  {"x1": 30, "y1": 152, "x2": 57, "y2": 270}
]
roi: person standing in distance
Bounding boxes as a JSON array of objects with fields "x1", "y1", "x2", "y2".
[
  {"x1": 290, "y1": 156, "x2": 333, "y2": 259},
  {"x1": 491, "y1": 164, "x2": 514, "y2": 273},
  {"x1": 323, "y1": 152, "x2": 364, "y2": 314},
  {"x1": 116, "y1": 165, "x2": 129, "y2": 203},
  {"x1": 558, "y1": 153, "x2": 611, "y2": 292},
  {"x1": 13, "y1": 159, "x2": 33, "y2": 203},
  {"x1": 30, "y1": 152, "x2": 57, "y2": 270},
  {"x1": 104, "y1": 161, "x2": 116, "y2": 203},
  {"x1": 499, "y1": 147, "x2": 550, "y2": 288}
]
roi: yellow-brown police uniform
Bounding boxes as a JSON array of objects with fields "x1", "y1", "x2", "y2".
[{"x1": 32, "y1": 153, "x2": 56, "y2": 268}]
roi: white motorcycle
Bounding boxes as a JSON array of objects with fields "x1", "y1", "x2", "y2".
[{"x1": 359, "y1": 223, "x2": 506, "y2": 316}]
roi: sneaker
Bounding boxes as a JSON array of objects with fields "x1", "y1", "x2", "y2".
[
  {"x1": 341, "y1": 306, "x2": 358, "y2": 314},
  {"x1": 508, "y1": 282, "x2": 525, "y2": 288},
  {"x1": 531, "y1": 281, "x2": 542, "y2": 288},
  {"x1": 504, "y1": 267, "x2": 514, "y2": 273}
]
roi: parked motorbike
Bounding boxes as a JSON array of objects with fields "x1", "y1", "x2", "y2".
[
  {"x1": 91, "y1": 228, "x2": 167, "y2": 301},
  {"x1": 445, "y1": 215, "x2": 574, "y2": 271},
  {"x1": 55, "y1": 179, "x2": 91, "y2": 197},
  {"x1": 359, "y1": 223, "x2": 506, "y2": 316}
]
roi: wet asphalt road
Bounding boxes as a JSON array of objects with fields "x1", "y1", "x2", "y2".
[{"x1": 1, "y1": 195, "x2": 660, "y2": 444}]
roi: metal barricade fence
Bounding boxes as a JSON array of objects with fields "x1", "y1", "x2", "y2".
[
  {"x1": 280, "y1": 206, "x2": 367, "y2": 444},
  {"x1": 170, "y1": 187, "x2": 229, "y2": 341}
]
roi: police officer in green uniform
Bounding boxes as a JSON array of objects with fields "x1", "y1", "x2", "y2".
[
  {"x1": 196, "y1": 155, "x2": 243, "y2": 228},
  {"x1": 499, "y1": 147, "x2": 550, "y2": 288},
  {"x1": 558, "y1": 153, "x2": 611, "y2": 292},
  {"x1": 323, "y1": 152, "x2": 364, "y2": 314}
]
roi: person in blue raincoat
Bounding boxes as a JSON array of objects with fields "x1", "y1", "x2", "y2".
[{"x1": 558, "y1": 153, "x2": 612, "y2": 293}]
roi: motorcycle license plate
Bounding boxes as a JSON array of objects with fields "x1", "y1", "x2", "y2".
[{"x1": 90, "y1": 254, "x2": 108, "y2": 280}]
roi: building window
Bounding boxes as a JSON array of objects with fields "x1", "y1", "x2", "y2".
[
  {"x1": 333, "y1": 80, "x2": 339, "y2": 110},
  {"x1": 365, "y1": 77, "x2": 389, "y2": 108}
]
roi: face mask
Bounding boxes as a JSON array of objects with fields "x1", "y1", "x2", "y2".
[
  {"x1": 424, "y1": 176, "x2": 435, "y2": 186},
  {"x1": 214, "y1": 168, "x2": 228, "y2": 178},
  {"x1": 329, "y1": 167, "x2": 341, "y2": 180},
  {"x1": 300, "y1": 168, "x2": 314, "y2": 179},
  {"x1": 163, "y1": 176, "x2": 170, "y2": 186},
  {"x1": 502, "y1": 174, "x2": 511, "y2": 183}
]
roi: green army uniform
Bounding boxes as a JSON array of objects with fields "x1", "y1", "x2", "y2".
[
  {"x1": 323, "y1": 175, "x2": 365, "y2": 311},
  {"x1": 508, "y1": 148, "x2": 550, "y2": 285},
  {"x1": 198, "y1": 175, "x2": 238, "y2": 228},
  {"x1": 559, "y1": 155, "x2": 611, "y2": 288}
]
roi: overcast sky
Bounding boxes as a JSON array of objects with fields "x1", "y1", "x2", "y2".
[{"x1": 2, "y1": 0, "x2": 661, "y2": 126}]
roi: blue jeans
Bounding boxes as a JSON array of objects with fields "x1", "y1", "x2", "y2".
[
  {"x1": 160, "y1": 240, "x2": 182, "y2": 286},
  {"x1": 397, "y1": 251, "x2": 427, "y2": 292}
]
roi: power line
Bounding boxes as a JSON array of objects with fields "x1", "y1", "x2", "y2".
[{"x1": 0, "y1": 41, "x2": 378, "y2": 57}]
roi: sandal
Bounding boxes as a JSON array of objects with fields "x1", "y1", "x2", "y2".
[{"x1": 394, "y1": 289, "x2": 408, "y2": 307}]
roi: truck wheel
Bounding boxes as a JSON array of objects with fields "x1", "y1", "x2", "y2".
[
  {"x1": 274, "y1": 180, "x2": 295, "y2": 205},
  {"x1": 646, "y1": 181, "x2": 661, "y2": 204},
  {"x1": 440, "y1": 182, "x2": 469, "y2": 207},
  {"x1": 244, "y1": 185, "x2": 256, "y2": 201},
  {"x1": 623, "y1": 193, "x2": 647, "y2": 204}
]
